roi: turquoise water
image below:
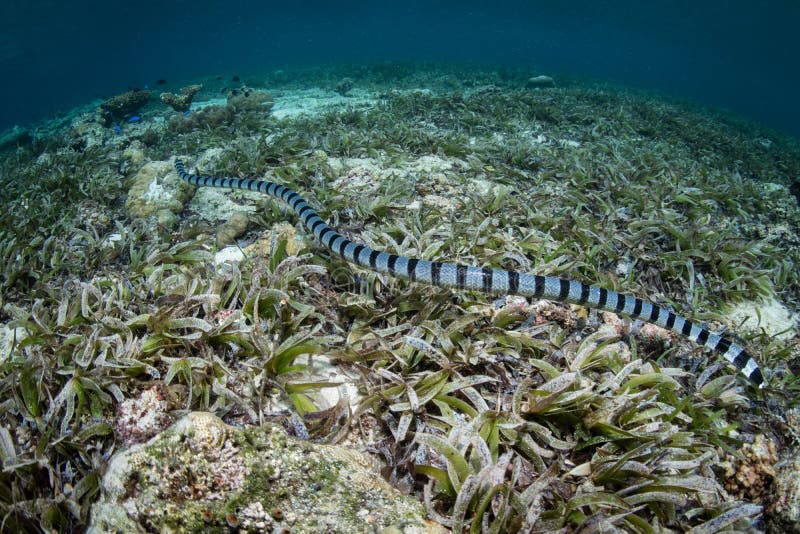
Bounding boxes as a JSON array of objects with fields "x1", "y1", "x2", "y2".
[{"x1": 1, "y1": 1, "x2": 798, "y2": 138}]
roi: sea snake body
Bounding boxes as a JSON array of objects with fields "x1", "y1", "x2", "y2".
[{"x1": 174, "y1": 159, "x2": 765, "y2": 388}]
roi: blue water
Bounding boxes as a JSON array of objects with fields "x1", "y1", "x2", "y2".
[{"x1": 1, "y1": 0, "x2": 798, "y2": 138}]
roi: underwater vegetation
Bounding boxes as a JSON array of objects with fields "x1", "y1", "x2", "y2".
[{"x1": 0, "y1": 63, "x2": 799, "y2": 532}]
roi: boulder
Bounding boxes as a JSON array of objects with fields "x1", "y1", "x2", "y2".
[
  {"x1": 88, "y1": 412, "x2": 442, "y2": 533},
  {"x1": 526, "y1": 75, "x2": 555, "y2": 88},
  {"x1": 125, "y1": 159, "x2": 194, "y2": 227}
]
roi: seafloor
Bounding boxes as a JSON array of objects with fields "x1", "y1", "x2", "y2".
[{"x1": 0, "y1": 63, "x2": 799, "y2": 532}]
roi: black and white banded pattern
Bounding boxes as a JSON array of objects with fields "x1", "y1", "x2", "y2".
[{"x1": 175, "y1": 159, "x2": 765, "y2": 388}]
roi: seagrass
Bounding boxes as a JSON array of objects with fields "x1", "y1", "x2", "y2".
[{"x1": 175, "y1": 158, "x2": 765, "y2": 387}]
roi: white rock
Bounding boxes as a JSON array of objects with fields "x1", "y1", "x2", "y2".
[{"x1": 214, "y1": 246, "x2": 244, "y2": 265}]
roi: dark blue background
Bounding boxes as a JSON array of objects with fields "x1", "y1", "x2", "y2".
[{"x1": 1, "y1": 0, "x2": 798, "y2": 138}]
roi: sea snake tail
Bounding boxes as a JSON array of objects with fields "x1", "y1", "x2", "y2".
[{"x1": 174, "y1": 159, "x2": 765, "y2": 388}]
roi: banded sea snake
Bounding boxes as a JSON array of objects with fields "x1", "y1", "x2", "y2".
[{"x1": 175, "y1": 159, "x2": 765, "y2": 388}]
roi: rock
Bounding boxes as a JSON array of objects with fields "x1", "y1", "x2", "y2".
[
  {"x1": 216, "y1": 211, "x2": 250, "y2": 247},
  {"x1": 244, "y1": 222, "x2": 307, "y2": 258},
  {"x1": 188, "y1": 186, "x2": 258, "y2": 222},
  {"x1": 76, "y1": 200, "x2": 112, "y2": 230},
  {"x1": 526, "y1": 75, "x2": 555, "y2": 88},
  {"x1": 113, "y1": 383, "x2": 173, "y2": 446},
  {"x1": 727, "y1": 297, "x2": 798, "y2": 342},
  {"x1": 226, "y1": 88, "x2": 274, "y2": 113},
  {"x1": 88, "y1": 412, "x2": 442, "y2": 533},
  {"x1": 767, "y1": 408, "x2": 800, "y2": 530},
  {"x1": 168, "y1": 104, "x2": 235, "y2": 132},
  {"x1": 336, "y1": 77, "x2": 354, "y2": 96},
  {"x1": 97, "y1": 89, "x2": 151, "y2": 125},
  {"x1": 769, "y1": 447, "x2": 800, "y2": 529},
  {"x1": 721, "y1": 434, "x2": 777, "y2": 503},
  {"x1": 88, "y1": 503, "x2": 144, "y2": 533},
  {"x1": 122, "y1": 141, "x2": 146, "y2": 166},
  {"x1": 160, "y1": 84, "x2": 203, "y2": 112},
  {"x1": 124, "y1": 159, "x2": 195, "y2": 227},
  {"x1": 214, "y1": 246, "x2": 245, "y2": 266}
]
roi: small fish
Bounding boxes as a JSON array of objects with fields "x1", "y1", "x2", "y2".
[
  {"x1": 113, "y1": 124, "x2": 121, "y2": 133},
  {"x1": 143, "y1": 84, "x2": 149, "y2": 89},
  {"x1": 183, "y1": 109, "x2": 191, "y2": 115},
  {"x1": 128, "y1": 115, "x2": 141, "y2": 123}
]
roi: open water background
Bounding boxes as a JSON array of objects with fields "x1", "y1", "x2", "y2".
[{"x1": 0, "y1": 0, "x2": 798, "y2": 138}]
